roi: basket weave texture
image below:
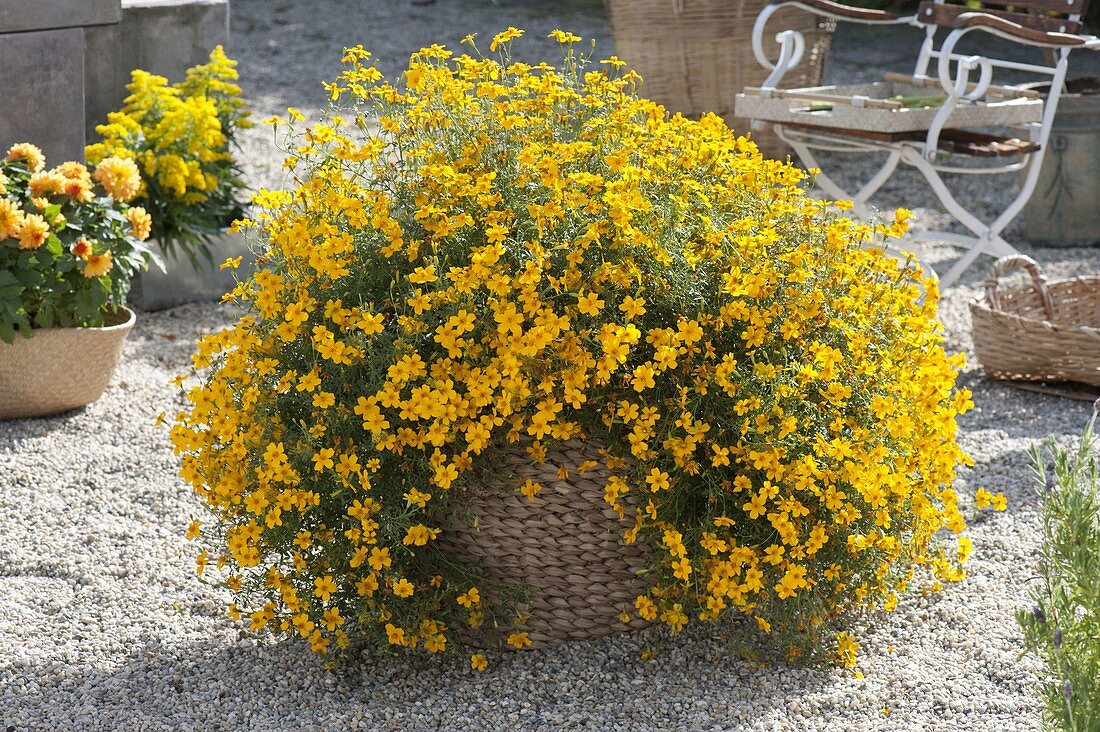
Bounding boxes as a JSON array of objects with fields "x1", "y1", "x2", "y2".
[
  {"x1": 438, "y1": 439, "x2": 651, "y2": 647},
  {"x1": 0, "y1": 307, "x2": 135, "y2": 420},
  {"x1": 605, "y1": 0, "x2": 833, "y2": 158},
  {"x1": 971, "y1": 256, "x2": 1100, "y2": 386}
]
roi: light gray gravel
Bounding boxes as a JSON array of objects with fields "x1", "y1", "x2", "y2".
[{"x1": 4, "y1": 1, "x2": 1100, "y2": 730}]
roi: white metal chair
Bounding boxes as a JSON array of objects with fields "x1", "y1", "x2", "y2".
[{"x1": 736, "y1": 0, "x2": 1100, "y2": 287}]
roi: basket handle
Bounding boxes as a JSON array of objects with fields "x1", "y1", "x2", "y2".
[{"x1": 984, "y1": 255, "x2": 1054, "y2": 320}]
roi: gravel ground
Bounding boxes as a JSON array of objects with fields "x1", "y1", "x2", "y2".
[{"x1": 4, "y1": 1, "x2": 1100, "y2": 730}]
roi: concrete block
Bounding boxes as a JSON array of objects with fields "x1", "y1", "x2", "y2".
[
  {"x1": 0, "y1": 0, "x2": 120, "y2": 34},
  {"x1": 85, "y1": 0, "x2": 229, "y2": 138},
  {"x1": 130, "y1": 228, "x2": 254, "y2": 311},
  {"x1": 0, "y1": 28, "x2": 86, "y2": 165}
]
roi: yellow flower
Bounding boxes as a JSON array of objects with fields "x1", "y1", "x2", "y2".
[
  {"x1": 392, "y1": 578, "x2": 415, "y2": 598},
  {"x1": 549, "y1": 29, "x2": 581, "y2": 44},
  {"x1": 835, "y1": 631, "x2": 860, "y2": 668},
  {"x1": 368, "y1": 547, "x2": 391, "y2": 571},
  {"x1": 311, "y1": 447, "x2": 335, "y2": 472},
  {"x1": 313, "y1": 575, "x2": 337, "y2": 602},
  {"x1": 457, "y1": 587, "x2": 480, "y2": 607},
  {"x1": 490, "y1": 27, "x2": 524, "y2": 52},
  {"x1": 507, "y1": 631, "x2": 531, "y2": 649},
  {"x1": 402, "y1": 524, "x2": 437, "y2": 546},
  {"x1": 519, "y1": 478, "x2": 541, "y2": 501},
  {"x1": 385, "y1": 623, "x2": 406, "y2": 645},
  {"x1": 576, "y1": 292, "x2": 605, "y2": 316},
  {"x1": 645, "y1": 468, "x2": 670, "y2": 492},
  {"x1": 470, "y1": 653, "x2": 488, "y2": 671}
]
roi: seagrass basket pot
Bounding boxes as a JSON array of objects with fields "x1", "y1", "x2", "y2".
[
  {"x1": 437, "y1": 439, "x2": 652, "y2": 648},
  {"x1": 971, "y1": 255, "x2": 1100, "y2": 386},
  {"x1": 0, "y1": 307, "x2": 135, "y2": 419},
  {"x1": 605, "y1": 0, "x2": 834, "y2": 158}
]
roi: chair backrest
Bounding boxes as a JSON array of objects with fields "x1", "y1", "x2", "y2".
[{"x1": 916, "y1": 0, "x2": 1089, "y2": 38}]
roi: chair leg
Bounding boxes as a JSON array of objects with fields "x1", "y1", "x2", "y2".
[
  {"x1": 784, "y1": 135, "x2": 901, "y2": 220},
  {"x1": 903, "y1": 149, "x2": 1035, "y2": 286}
]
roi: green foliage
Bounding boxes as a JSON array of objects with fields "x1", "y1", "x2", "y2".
[{"x1": 1020, "y1": 410, "x2": 1100, "y2": 731}]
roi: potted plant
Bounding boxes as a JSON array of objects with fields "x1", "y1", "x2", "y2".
[
  {"x1": 85, "y1": 45, "x2": 252, "y2": 310},
  {"x1": 0, "y1": 142, "x2": 155, "y2": 419},
  {"x1": 171, "y1": 31, "x2": 974, "y2": 668}
]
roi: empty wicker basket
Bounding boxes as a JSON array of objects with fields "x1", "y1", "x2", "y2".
[
  {"x1": 605, "y1": 0, "x2": 833, "y2": 158},
  {"x1": 971, "y1": 255, "x2": 1100, "y2": 386},
  {"x1": 438, "y1": 439, "x2": 651, "y2": 648}
]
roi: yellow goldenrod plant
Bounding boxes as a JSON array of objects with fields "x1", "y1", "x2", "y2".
[
  {"x1": 1019, "y1": 408, "x2": 1100, "y2": 731},
  {"x1": 0, "y1": 143, "x2": 155, "y2": 343},
  {"x1": 86, "y1": 46, "x2": 251, "y2": 266},
  {"x1": 171, "y1": 30, "x2": 981, "y2": 667}
]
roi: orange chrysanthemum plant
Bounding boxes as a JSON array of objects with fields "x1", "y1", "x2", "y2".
[
  {"x1": 0, "y1": 143, "x2": 156, "y2": 343},
  {"x1": 171, "y1": 30, "x2": 976, "y2": 668}
]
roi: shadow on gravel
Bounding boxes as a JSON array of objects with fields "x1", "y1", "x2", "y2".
[
  {"x1": 0, "y1": 413, "x2": 79, "y2": 447},
  {"x1": 960, "y1": 370, "x2": 1095, "y2": 442},
  {"x1": 5, "y1": 623, "x2": 839, "y2": 730}
]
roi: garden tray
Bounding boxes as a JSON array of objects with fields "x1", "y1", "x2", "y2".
[{"x1": 735, "y1": 79, "x2": 1043, "y2": 133}]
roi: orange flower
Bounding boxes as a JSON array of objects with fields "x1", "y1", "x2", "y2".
[
  {"x1": 28, "y1": 171, "x2": 64, "y2": 198},
  {"x1": 126, "y1": 206, "x2": 152, "y2": 241},
  {"x1": 15, "y1": 213, "x2": 49, "y2": 250},
  {"x1": 5, "y1": 143, "x2": 45, "y2": 172},
  {"x1": 93, "y1": 156, "x2": 141, "y2": 202},
  {"x1": 55, "y1": 161, "x2": 91, "y2": 181},
  {"x1": 82, "y1": 250, "x2": 113, "y2": 278},
  {"x1": 63, "y1": 178, "x2": 93, "y2": 203},
  {"x1": 70, "y1": 238, "x2": 93, "y2": 259},
  {"x1": 0, "y1": 199, "x2": 23, "y2": 240}
]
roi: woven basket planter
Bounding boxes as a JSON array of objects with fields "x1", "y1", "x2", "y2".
[
  {"x1": 971, "y1": 255, "x2": 1100, "y2": 386},
  {"x1": 0, "y1": 307, "x2": 135, "y2": 419},
  {"x1": 438, "y1": 439, "x2": 652, "y2": 648},
  {"x1": 605, "y1": 0, "x2": 833, "y2": 158}
]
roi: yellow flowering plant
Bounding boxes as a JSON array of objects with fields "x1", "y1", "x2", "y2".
[
  {"x1": 86, "y1": 46, "x2": 251, "y2": 265},
  {"x1": 0, "y1": 143, "x2": 155, "y2": 343},
  {"x1": 172, "y1": 30, "x2": 976, "y2": 666}
]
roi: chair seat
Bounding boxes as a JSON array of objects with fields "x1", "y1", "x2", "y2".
[{"x1": 780, "y1": 122, "x2": 1041, "y2": 157}]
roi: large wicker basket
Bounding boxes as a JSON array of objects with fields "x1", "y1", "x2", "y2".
[
  {"x1": 0, "y1": 307, "x2": 135, "y2": 419},
  {"x1": 971, "y1": 256, "x2": 1100, "y2": 386},
  {"x1": 605, "y1": 0, "x2": 833, "y2": 158},
  {"x1": 438, "y1": 439, "x2": 651, "y2": 648}
]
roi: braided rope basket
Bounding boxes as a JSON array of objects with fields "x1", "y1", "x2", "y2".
[
  {"x1": 0, "y1": 307, "x2": 135, "y2": 419},
  {"x1": 971, "y1": 256, "x2": 1100, "y2": 386},
  {"x1": 438, "y1": 439, "x2": 652, "y2": 648}
]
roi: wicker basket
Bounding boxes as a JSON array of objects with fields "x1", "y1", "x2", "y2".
[
  {"x1": 605, "y1": 0, "x2": 833, "y2": 159},
  {"x1": 438, "y1": 439, "x2": 651, "y2": 648},
  {"x1": 971, "y1": 256, "x2": 1100, "y2": 386},
  {"x1": 0, "y1": 307, "x2": 135, "y2": 419}
]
